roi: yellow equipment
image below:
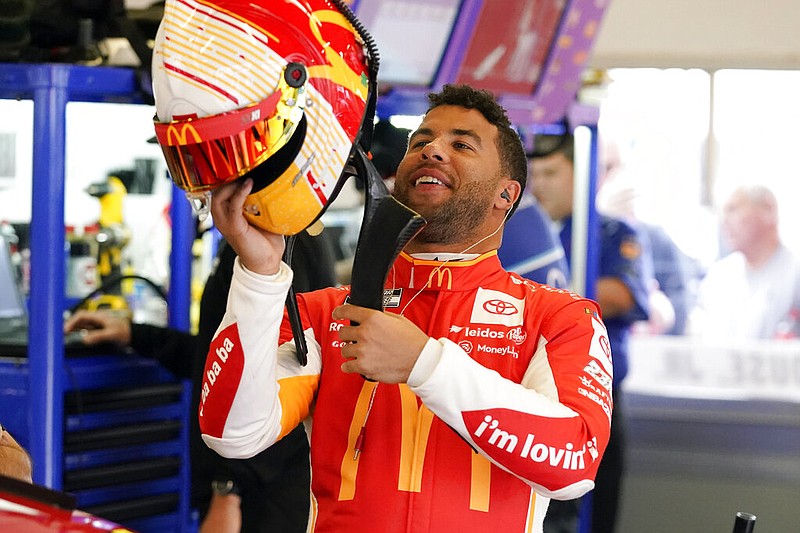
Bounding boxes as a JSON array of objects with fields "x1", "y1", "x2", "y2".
[
  {"x1": 86, "y1": 175, "x2": 131, "y2": 289},
  {"x1": 72, "y1": 175, "x2": 132, "y2": 312}
]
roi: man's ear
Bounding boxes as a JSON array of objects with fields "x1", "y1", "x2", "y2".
[{"x1": 496, "y1": 180, "x2": 522, "y2": 210}]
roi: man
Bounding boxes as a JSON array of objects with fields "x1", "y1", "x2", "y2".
[
  {"x1": 200, "y1": 85, "x2": 612, "y2": 532},
  {"x1": 530, "y1": 133, "x2": 650, "y2": 533},
  {"x1": 0, "y1": 423, "x2": 32, "y2": 483},
  {"x1": 596, "y1": 143, "x2": 690, "y2": 335},
  {"x1": 693, "y1": 184, "x2": 800, "y2": 341}
]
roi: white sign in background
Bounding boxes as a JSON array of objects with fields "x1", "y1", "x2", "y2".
[{"x1": 623, "y1": 334, "x2": 800, "y2": 402}]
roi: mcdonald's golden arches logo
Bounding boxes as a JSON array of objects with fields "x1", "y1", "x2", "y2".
[{"x1": 428, "y1": 268, "x2": 453, "y2": 290}]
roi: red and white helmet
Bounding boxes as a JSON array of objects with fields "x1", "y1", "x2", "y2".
[{"x1": 152, "y1": 0, "x2": 377, "y2": 234}]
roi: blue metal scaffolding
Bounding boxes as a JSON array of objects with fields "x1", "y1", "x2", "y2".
[{"x1": 0, "y1": 62, "x2": 194, "y2": 531}]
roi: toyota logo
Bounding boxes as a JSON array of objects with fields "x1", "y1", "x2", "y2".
[{"x1": 483, "y1": 299, "x2": 518, "y2": 315}]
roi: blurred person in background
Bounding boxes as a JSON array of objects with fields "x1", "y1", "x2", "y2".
[
  {"x1": 369, "y1": 119, "x2": 412, "y2": 193},
  {"x1": 691, "y1": 184, "x2": 800, "y2": 341},
  {"x1": 595, "y1": 140, "x2": 692, "y2": 336},
  {"x1": 531, "y1": 133, "x2": 650, "y2": 533},
  {"x1": 497, "y1": 186, "x2": 570, "y2": 290}
]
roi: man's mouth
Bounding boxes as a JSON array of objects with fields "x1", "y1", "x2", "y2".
[{"x1": 415, "y1": 176, "x2": 446, "y2": 187}]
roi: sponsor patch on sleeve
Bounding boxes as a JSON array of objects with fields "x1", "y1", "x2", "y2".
[
  {"x1": 462, "y1": 408, "x2": 601, "y2": 490},
  {"x1": 199, "y1": 323, "x2": 245, "y2": 438},
  {"x1": 588, "y1": 316, "x2": 613, "y2": 377}
]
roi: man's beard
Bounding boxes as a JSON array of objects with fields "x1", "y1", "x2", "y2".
[{"x1": 394, "y1": 179, "x2": 496, "y2": 245}]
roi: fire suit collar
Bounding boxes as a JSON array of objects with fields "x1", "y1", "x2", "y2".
[
  {"x1": 393, "y1": 251, "x2": 506, "y2": 291},
  {"x1": 409, "y1": 252, "x2": 480, "y2": 262}
]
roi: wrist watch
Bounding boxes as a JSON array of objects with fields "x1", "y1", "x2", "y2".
[{"x1": 211, "y1": 479, "x2": 241, "y2": 497}]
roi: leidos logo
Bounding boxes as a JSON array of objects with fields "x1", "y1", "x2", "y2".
[
  {"x1": 450, "y1": 324, "x2": 527, "y2": 345},
  {"x1": 450, "y1": 325, "x2": 505, "y2": 339}
]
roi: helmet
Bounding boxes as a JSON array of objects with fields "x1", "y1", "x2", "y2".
[{"x1": 152, "y1": 0, "x2": 377, "y2": 234}]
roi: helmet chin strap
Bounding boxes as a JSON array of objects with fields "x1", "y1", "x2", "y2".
[
  {"x1": 345, "y1": 147, "x2": 426, "y2": 381},
  {"x1": 348, "y1": 146, "x2": 426, "y2": 312},
  {"x1": 282, "y1": 234, "x2": 310, "y2": 366}
]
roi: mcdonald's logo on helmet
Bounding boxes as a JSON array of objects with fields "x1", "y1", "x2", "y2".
[{"x1": 165, "y1": 123, "x2": 202, "y2": 147}]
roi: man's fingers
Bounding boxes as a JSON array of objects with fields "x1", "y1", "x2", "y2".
[
  {"x1": 340, "y1": 356, "x2": 366, "y2": 377},
  {"x1": 229, "y1": 178, "x2": 252, "y2": 207},
  {"x1": 64, "y1": 310, "x2": 90, "y2": 328},
  {"x1": 339, "y1": 339, "x2": 360, "y2": 360},
  {"x1": 223, "y1": 178, "x2": 252, "y2": 210},
  {"x1": 340, "y1": 359, "x2": 358, "y2": 375},
  {"x1": 210, "y1": 179, "x2": 252, "y2": 233},
  {"x1": 64, "y1": 310, "x2": 101, "y2": 332},
  {"x1": 332, "y1": 304, "x2": 375, "y2": 324},
  {"x1": 80, "y1": 330, "x2": 106, "y2": 345},
  {"x1": 336, "y1": 324, "x2": 358, "y2": 344},
  {"x1": 63, "y1": 315, "x2": 82, "y2": 332},
  {"x1": 213, "y1": 177, "x2": 249, "y2": 203}
]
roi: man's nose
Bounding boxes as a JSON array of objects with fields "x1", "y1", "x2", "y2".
[{"x1": 420, "y1": 139, "x2": 447, "y2": 162}]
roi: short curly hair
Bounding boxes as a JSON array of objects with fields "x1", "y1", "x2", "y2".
[{"x1": 427, "y1": 84, "x2": 527, "y2": 217}]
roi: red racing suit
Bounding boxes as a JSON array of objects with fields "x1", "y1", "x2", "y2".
[{"x1": 199, "y1": 251, "x2": 612, "y2": 533}]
